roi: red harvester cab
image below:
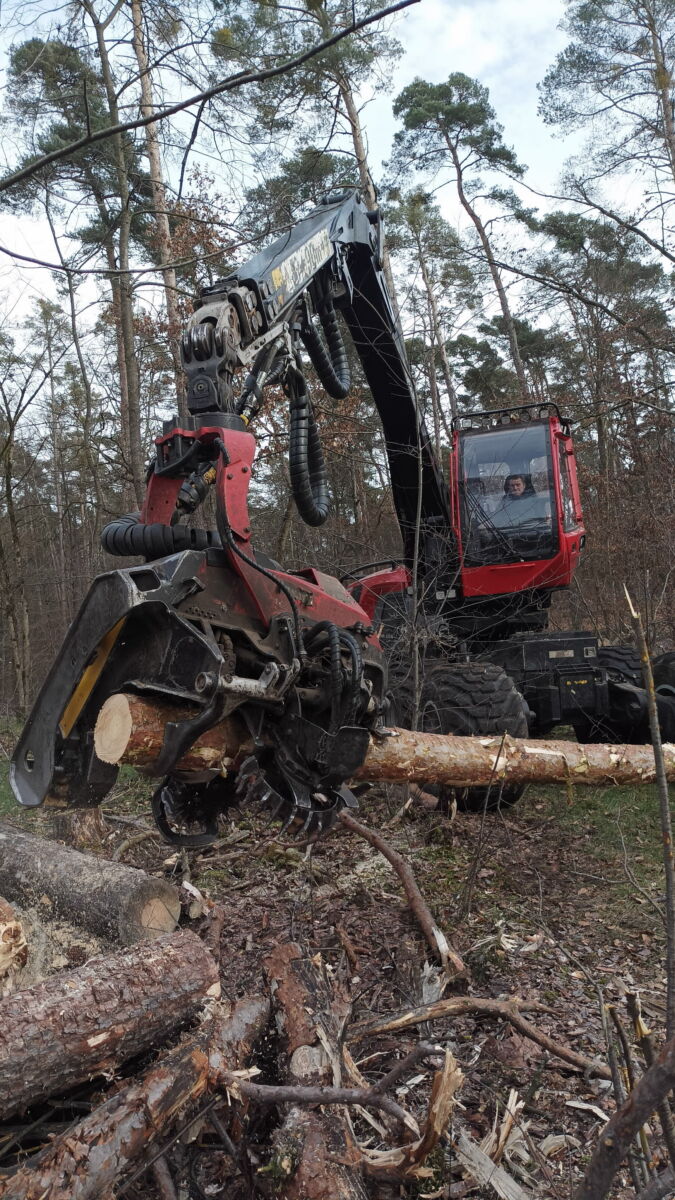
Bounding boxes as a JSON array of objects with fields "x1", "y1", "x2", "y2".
[{"x1": 450, "y1": 404, "x2": 585, "y2": 599}]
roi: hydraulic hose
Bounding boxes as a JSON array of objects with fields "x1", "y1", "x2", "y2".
[
  {"x1": 287, "y1": 366, "x2": 330, "y2": 528},
  {"x1": 301, "y1": 296, "x2": 350, "y2": 400},
  {"x1": 101, "y1": 512, "x2": 221, "y2": 558},
  {"x1": 305, "y1": 621, "x2": 344, "y2": 733}
]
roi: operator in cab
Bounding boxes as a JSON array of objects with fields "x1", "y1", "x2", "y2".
[{"x1": 503, "y1": 473, "x2": 535, "y2": 499}]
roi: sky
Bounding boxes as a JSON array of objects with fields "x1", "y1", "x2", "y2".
[
  {"x1": 0, "y1": 0, "x2": 577, "y2": 321},
  {"x1": 368, "y1": 0, "x2": 573, "y2": 194}
]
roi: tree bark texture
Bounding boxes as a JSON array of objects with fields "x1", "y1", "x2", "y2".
[
  {"x1": 2, "y1": 995, "x2": 269, "y2": 1200},
  {"x1": 95, "y1": 692, "x2": 675, "y2": 788},
  {"x1": 0, "y1": 824, "x2": 181, "y2": 943},
  {"x1": 0, "y1": 930, "x2": 219, "y2": 1120},
  {"x1": 265, "y1": 942, "x2": 368, "y2": 1200}
]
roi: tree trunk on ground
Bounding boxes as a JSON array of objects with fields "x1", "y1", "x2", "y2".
[
  {"x1": 0, "y1": 824, "x2": 181, "y2": 943},
  {"x1": 95, "y1": 691, "x2": 675, "y2": 788},
  {"x1": 264, "y1": 942, "x2": 368, "y2": 1200},
  {"x1": 0, "y1": 930, "x2": 219, "y2": 1120},
  {"x1": 4, "y1": 995, "x2": 269, "y2": 1200}
]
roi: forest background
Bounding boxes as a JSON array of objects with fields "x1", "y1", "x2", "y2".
[{"x1": 0, "y1": 0, "x2": 673, "y2": 716}]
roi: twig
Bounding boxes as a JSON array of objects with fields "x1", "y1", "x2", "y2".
[
  {"x1": 370, "y1": 1042, "x2": 444, "y2": 1095},
  {"x1": 574, "y1": 1029, "x2": 675, "y2": 1200},
  {"x1": 625, "y1": 586, "x2": 675, "y2": 1037},
  {"x1": 0, "y1": 0, "x2": 420, "y2": 194},
  {"x1": 112, "y1": 830, "x2": 158, "y2": 861},
  {"x1": 338, "y1": 811, "x2": 466, "y2": 979},
  {"x1": 224, "y1": 1077, "x2": 415, "y2": 1131},
  {"x1": 602, "y1": 1002, "x2": 645, "y2": 1191},
  {"x1": 609, "y1": 1004, "x2": 654, "y2": 1183},
  {"x1": 348, "y1": 996, "x2": 611, "y2": 1079},
  {"x1": 627, "y1": 993, "x2": 675, "y2": 1173}
]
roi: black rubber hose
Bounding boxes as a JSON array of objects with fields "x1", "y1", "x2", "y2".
[
  {"x1": 338, "y1": 629, "x2": 364, "y2": 721},
  {"x1": 305, "y1": 621, "x2": 344, "y2": 732},
  {"x1": 301, "y1": 297, "x2": 350, "y2": 400},
  {"x1": 101, "y1": 512, "x2": 221, "y2": 558},
  {"x1": 288, "y1": 370, "x2": 330, "y2": 527}
]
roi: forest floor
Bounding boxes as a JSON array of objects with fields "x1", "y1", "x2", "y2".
[{"x1": 0, "y1": 719, "x2": 669, "y2": 1199}]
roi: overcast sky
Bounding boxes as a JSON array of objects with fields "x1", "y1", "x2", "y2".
[{"x1": 0, "y1": 0, "x2": 575, "y2": 317}]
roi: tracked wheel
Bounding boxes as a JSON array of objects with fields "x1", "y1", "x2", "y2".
[{"x1": 394, "y1": 661, "x2": 529, "y2": 813}]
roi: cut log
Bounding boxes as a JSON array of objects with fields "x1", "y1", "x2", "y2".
[
  {"x1": 3, "y1": 994, "x2": 269, "y2": 1200},
  {"x1": 0, "y1": 824, "x2": 181, "y2": 943},
  {"x1": 0, "y1": 930, "x2": 220, "y2": 1120},
  {"x1": 264, "y1": 942, "x2": 368, "y2": 1200},
  {"x1": 94, "y1": 691, "x2": 252, "y2": 771},
  {"x1": 0, "y1": 897, "x2": 27, "y2": 997},
  {"x1": 95, "y1": 691, "x2": 675, "y2": 788}
]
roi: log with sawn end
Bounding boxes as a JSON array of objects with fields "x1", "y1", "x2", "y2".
[
  {"x1": 0, "y1": 930, "x2": 220, "y2": 1120},
  {"x1": 0, "y1": 823, "x2": 181, "y2": 944},
  {"x1": 2, "y1": 994, "x2": 270, "y2": 1200},
  {"x1": 95, "y1": 691, "x2": 675, "y2": 788}
]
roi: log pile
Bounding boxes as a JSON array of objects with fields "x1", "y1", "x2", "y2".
[{"x1": 0, "y1": 818, "x2": 618, "y2": 1200}]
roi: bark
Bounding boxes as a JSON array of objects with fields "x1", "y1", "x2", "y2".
[
  {"x1": 3, "y1": 995, "x2": 269, "y2": 1200},
  {"x1": 0, "y1": 930, "x2": 219, "y2": 1120},
  {"x1": 95, "y1": 692, "x2": 675, "y2": 788},
  {"x1": 0, "y1": 824, "x2": 181, "y2": 943},
  {"x1": 94, "y1": 691, "x2": 252, "y2": 772},
  {"x1": 264, "y1": 942, "x2": 368, "y2": 1200}
]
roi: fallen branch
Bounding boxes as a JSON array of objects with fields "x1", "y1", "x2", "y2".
[
  {"x1": 226, "y1": 1077, "x2": 414, "y2": 1128},
  {"x1": 0, "y1": 930, "x2": 220, "y2": 1120},
  {"x1": 360, "y1": 1049, "x2": 463, "y2": 1181},
  {"x1": 0, "y1": 824, "x2": 180, "y2": 943},
  {"x1": 348, "y1": 996, "x2": 611, "y2": 1080},
  {"x1": 338, "y1": 811, "x2": 466, "y2": 979},
  {"x1": 95, "y1": 692, "x2": 675, "y2": 787},
  {"x1": 3, "y1": 995, "x2": 270, "y2": 1200}
]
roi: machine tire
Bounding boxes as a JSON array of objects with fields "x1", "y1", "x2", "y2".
[
  {"x1": 597, "y1": 645, "x2": 643, "y2": 686},
  {"x1": 654, "y1": 652, "x2": 675, "y2": 693},
  {"x1": 573, "y1": 644, "x2": 644, "y2": 745},
  {"x1": 418, "y1": 662, "x2": 529, "y2": 813}
]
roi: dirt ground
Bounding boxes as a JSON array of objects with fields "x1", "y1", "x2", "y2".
[{"x1": 0, "y1": 759, "x2": 670, "y2": 1198}]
